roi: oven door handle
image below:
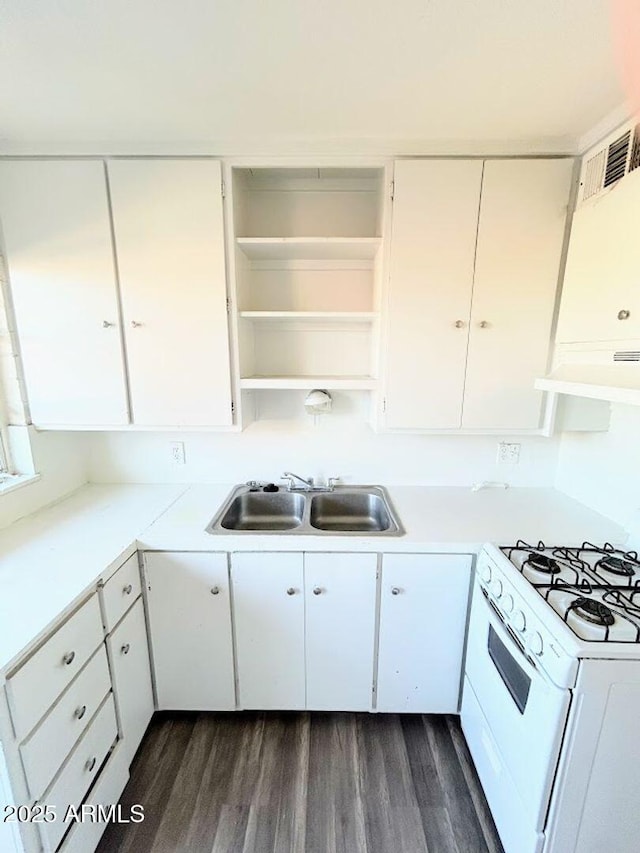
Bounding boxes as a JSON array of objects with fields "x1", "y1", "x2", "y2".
[{"x1": 478, "y1": 588, "x2": 546, "y2": 684}]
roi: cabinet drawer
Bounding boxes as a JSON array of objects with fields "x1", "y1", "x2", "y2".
[
  {"x1": 101, "y1": 554, "x2": 141, "y2": 633},
  {"x1": 57, "y1": 742, "x2": 129, "y2": 853},
  {"x1": 39, "y1": 696, "x2": 118, "y2": 852},
  {"x1": 20, "y1": 647, "x2": 111, "y2": 801},
  {"x1": 7, "y1": 595, "x2": 104, "y2": 741}
]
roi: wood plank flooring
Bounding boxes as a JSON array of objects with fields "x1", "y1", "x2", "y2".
[{"x1": 97, "y1": 712, "x2": 504, "y2": 853}]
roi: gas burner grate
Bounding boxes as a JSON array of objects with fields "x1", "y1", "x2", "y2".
[{"x1": 567, "y1": 597, "x2": 615, "y2": 627}]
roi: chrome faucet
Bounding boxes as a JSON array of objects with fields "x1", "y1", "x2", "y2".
[{"x1": 281, "y1": 472, "x2": 339, "y2": 492}]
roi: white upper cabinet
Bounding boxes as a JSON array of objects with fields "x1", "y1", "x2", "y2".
[
  {"x1": 463, "y1": 159, "x2": 574, "y2": 429},
  {"x1": 0, "y1": 160, "x2": 129, "y2": 426},
  {"x1": 384, "y1": 160, "x2": 483, "y2": 429},
  {"x1": 384, "y1": 158, "x2": 572, "y2": 431},
  {"x1": 108, "y1": 159, "x2": 233, "y2": 426},
  {"x1": 556, "y1": 167, "x2": 640, "y2": 344}
]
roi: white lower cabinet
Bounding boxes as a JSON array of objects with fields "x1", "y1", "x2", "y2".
[
  {"x1": 144, "y1": 552, "x2": 235, "y2": 711},
  {"x1": 232, "y1": 552, "x2": 306, "y2": 710},
  {"x1": 376, "y1": 553, "x2": 472, "y2": 713},
  {"x1": 304, "y1": 552, "x2": 377, "y2": 711},
  {"x1": 106, "y1": 599, "x2": 154, "y2": 767}
]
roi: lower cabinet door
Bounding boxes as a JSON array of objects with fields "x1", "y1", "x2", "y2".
[
  {"x1": 376, "y1": 553, "x2": 472, "y2": 713},
  {"x1": 232, "y1": 552, "x2": 305, "y2": 710},
  {"x1": 304, "y1": 552, "x2": 377, "y2": 711},
  {"x1": 107, "y1": 599, "x2": 154, "y2": 767},
  {"x1": 144, "y1": 552, "x2": 235, "y2": 710}
]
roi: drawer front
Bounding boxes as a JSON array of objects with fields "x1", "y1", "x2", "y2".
[
  {"x1": 40, "y1": 696, "x2": 118, "y2": 851},
  {"x1": 101, "y1": 554, "x2": 142, "y2": 633},
  {"x1": 57, "y1": 742, "x2": 129, "y2": 853},
  {"x1": 20, "y1": 647, "x2": 111, "y2": 801},
  {"x1": 7, "y1": 595, "x2": 104, "y2": 740}
]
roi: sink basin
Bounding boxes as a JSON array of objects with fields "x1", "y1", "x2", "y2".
[
  {"x1": 310, "y1": 491, "x2": 392, "y2": 532},
  {"x1": 219, "y1": 491, "x2": 305, "y2": 531},
  {"x1": 207, "y1": 485, "x2": 403, "y2": 536}
]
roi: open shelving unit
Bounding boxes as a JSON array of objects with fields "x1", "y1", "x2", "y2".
[{"x1": 229, "y1": 166, "x2": 388, "y2": 425}]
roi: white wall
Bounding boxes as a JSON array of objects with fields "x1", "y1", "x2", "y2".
[
  {"x1": 555, "y1": 403, "x2": 640, "y2": 533},
  {"x1": 0, "y1": 430, "x2": 90, "y2": 529},
  {"x1": 87, "y1": 424, "x2": 560, "y2": 488}
]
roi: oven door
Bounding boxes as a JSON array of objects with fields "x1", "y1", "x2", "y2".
[{"x1": 463, "y1": 581, "x2": 571, "y2": 837}]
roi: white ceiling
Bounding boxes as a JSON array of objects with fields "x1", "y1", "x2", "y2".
[{"x1": 0, "y1": 0, "x2": 627, "y2": 154}]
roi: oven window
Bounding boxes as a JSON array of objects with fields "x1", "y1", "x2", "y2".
[{"x1": 488, "y1": 625, "x2": 531, "y2": 714}]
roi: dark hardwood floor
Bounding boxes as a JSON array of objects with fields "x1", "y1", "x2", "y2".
[{"x1": 97, "y1": 712, "x2": 504, "y2": 853}]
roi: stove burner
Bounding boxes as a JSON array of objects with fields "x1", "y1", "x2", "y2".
[
  {"x1": 569, "y1": 597, "x2": 615, "y2": 627},
  {"x1": 596, "y1": 556, "x2": 637, "y2": 577},
  {"x1": 526, "y1": 553, "x2": 562, "y2": 575}
]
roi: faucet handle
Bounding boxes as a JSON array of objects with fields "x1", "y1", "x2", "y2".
[{"x1": 328, "y1": 476, "x2": 340, "y2": 489}]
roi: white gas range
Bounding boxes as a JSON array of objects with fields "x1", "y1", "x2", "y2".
[{"x1": 461, "y1": 540, "x2": 640, "y2": 853}]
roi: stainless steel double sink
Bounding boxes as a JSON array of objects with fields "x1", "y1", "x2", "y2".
[{"x1": 206, "y1": 484, "x2": 403, "y2": 536}]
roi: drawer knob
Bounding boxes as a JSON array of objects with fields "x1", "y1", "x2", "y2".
[
  {"x1": 313, "y1": 587, "x2": 322, "y2": 595},
  {"x1": 62, "y1": 651, "x2": 76, "y2": 666},
  {"x1": 286, "y1": 587, "x2": 296, "y2": 596},
  {"x1": 123, "y1": 583, "x2": 133, "y2": 595},
  {"x1": 121, "y1": 643, "x2": 131, "y2": 655},
  {"x1": 210, "y1": 586, "x2": 220, "y2": 595},
  {"x1": 85, "y1": 756, "x2": 97, "y2": 773},
  {"x1": 479, "y1": 320, "x2": 489, "y2": 328},
  {"x1": 454, "y1": 319, "x2": 465, "y2": 328},
  {"x1": 391, "y1": 587, "x2": 401, "y2": 596},
  {"x1": 618, "y1": 309, "x2": 631, "y2": 320},
  {"x1": 74, "y1": 705, "x2": 87, "y2": 721}
]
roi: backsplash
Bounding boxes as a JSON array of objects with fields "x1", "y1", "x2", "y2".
[
  {"x1": 555, "y1": 403, "x2": 640, "y2": 535},
  {"x1": 86, "y1": 424, "x2": 560, "y2": 488}
]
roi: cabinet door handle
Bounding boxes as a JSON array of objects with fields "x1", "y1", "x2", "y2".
[
  {"x1": 85, "y1": 757, "x2": 97, "y2": 773},
  {"x1": 131, "y1": 320, "x2": 143, "y2": 328},
  {"x1": 618, "y1": 309, "x2": 631, "y2": 320},
  {"x1": 313, "y1": 587, "x2": 323, "y2": 595},
  {"x1": 62, "y1": 651, "x2": 76, "y2": 666},
  {"x1": 74, "y1": 705, "x2": 87, "y2": 720},
  {"x1": 102, "y1": 320, "x2": 116, "y2": 328},
  {"x1": 121, "y1": 643, "x2": 131, "y2": 655},
  {"x1": 286, "y1": 587, "x2": 296, "y2": 596},
  {"x1": 478, "y1": 320, "x2": 489, "y2": 328},
  {"x1": 210, "y1": 586, "x2": 220, "y2": 595},
  {"x1": 123, "y1": 583, "x2": 133, "y2": 595},
  {"x1": 454, "y1": 320, "x2": 465, "y2": 328},
  {"x1": 391, "y1": 587, "x2": 401, "y2": 596}
]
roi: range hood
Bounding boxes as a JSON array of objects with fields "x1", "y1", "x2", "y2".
[{"x1": 535, "y1": 345, "x2": 640, "y2": 406}]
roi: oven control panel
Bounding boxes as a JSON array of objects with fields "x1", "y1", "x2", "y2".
[{"x1": 476, "y1": 549, "x2": 577, "y2": 689}]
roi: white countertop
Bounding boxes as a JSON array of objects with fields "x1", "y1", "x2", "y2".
[{"x1": 0, "y1": 482, "x2": 627, "y2": 672}]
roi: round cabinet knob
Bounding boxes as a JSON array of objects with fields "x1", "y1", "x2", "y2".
[
  {"x1": 454, "y1": 320, "x2": 465, "y2": 328},
  {"x1": 480, "y1": 563, "x2": 492, "y2": 584},
  {"x1": 74, "y1": 705, "x2": 87, "y2": 721},
  {"x1": 512, "y1": 610, "x2": 527, "y2": 633},
  {"x1": 313, "y1": 587, "x2": 322, "y2": 595},
  {"x1": 121, "y1": 643, "x2": 130, "y2": 655},
  {"x1": 529, "y1": 631, "x2": 544, "y2": 657},
  {"x1": 286, "y1": 587, "x2": 296, "y2": 596},
  {"x1": 502, "y1": 593, "x2": 515, "y2": 615},
  {"x1": 62, "y1": 651, "x2": 76, "y2": 666},
  {"x1": 210, "y1": 586, "x2": 220, "y2": 595},
  {"x1": 479, "y1": 320, "x2": 489, "y2": 328},
  {"x1": 391, "y1": 587, "x2": 401, "y2": 596},
  {"x1": 102, "y1": 320, "x2": 115, "y2": 328},
  {"x1": 85, "y1": 757, "x2": 97, "y2": 773},
  {"x1": 618, "y1": 309, "x2": 631, "y2": 320},
  {"x1": 491, "y1": 579, "x2": 503, "y2": 599},
  {"x1": 123, "y1": 583, "x2": 133, "y2": 595}
]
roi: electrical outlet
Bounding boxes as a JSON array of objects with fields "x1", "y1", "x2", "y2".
[
  {"x1": 171, "y1": 441, "x2": 186, "y2": 465},
  {"x1": 497, "y1": 442, "x2": 520, "y2": 465}
]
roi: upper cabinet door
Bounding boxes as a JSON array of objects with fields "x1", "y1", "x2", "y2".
[
  {"x1": 384, "y1": 160, "x2": 483, "y2": 429},
  {"x1": 108, "y1": 159, "x2": 233, "y2": 426},
  {"x1": 463, "y1": 159, "x2": 573, "y2": 430},
  {"x1": 0, "y1": 161, "x2": 129, "y2": 426},
  {"x1": 556, "y1": 167, "x2": 640, "y2": 344}
]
